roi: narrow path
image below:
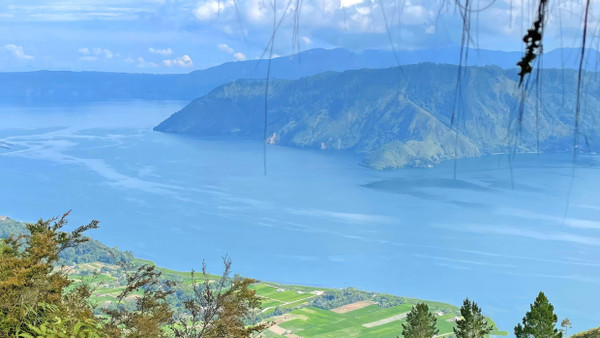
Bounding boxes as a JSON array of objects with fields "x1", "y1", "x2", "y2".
[
  {"x1": 362, "y1": 312, "x2": 409, "y2": 328},
  {"x1": 259, "y1": 295, "x2": 317, "y2": 313}
]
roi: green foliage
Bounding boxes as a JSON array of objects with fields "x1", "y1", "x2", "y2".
[
  {"x1": 0, "y1": 216, "x2": 28, "y2": 238},
  {"x1": 102, "y1": 262, "x2": 175, "y2": 337},
  {"x1": 310, "y1": 288, "x2": 369, "y2": 309},
  {"x1": 271, "y1": 307, "x2": 283, "y2": 316},
  {"x1": 310, "y1": 287, "x2": 404, "y2": 310},
  {"x1": 401, "y1": 303, "x2": 439, "y2": 338},
  {"x1": 514, "y1": 292, "x2": 562, "y2": 338},
  {"x1": 453, "y1": 298, "x2": 494, "y2": 338},
  {"x1": 20, "y1": 317, "x2": 104, "y2": 338},
  {"x1": 172, "y1": 256, "x2": 268, "y2": 337},
  {"x1": 0, "y1": 216, "x2": 134, "y2": 266},
  {"x1": 1, "y1": 214, "x2": 268, "y2": 338},
  {"x1": 572, "y1": 326, "x2": 600, "y2": 338},
  {"x1": 0, "y1": 212, "x2": 100, "y2": 337},
  {"x1": 59, "y1": 239, "x2": 134, "y2": 265}
]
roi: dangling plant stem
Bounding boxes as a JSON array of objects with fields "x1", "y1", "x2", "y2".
[
  {"x1": 516, "y1": 0, "x2": 548, "y2": 86},
  {"x1": 264, "y1": 0, "x2": 277, "y2": 176},
  {"x1": 574, "y1": 0, "x2": 591, "y2": 157}
]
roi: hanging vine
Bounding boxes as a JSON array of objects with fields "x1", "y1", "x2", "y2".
[{"x1": 516, "y1": 0, "x2": 548, "y2": 86}]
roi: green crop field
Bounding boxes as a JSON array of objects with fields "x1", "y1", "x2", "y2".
[
  {"x1": 251, "y1": 283, "x2": 318, "y2": 309},
  {"x1": 277, "y1": 305, "x2": 413, "y2": 337},
  {"x1": 264, "y1": 301, "x2": 507, "y2": 337},
  {"x1": 59, "y1": 258, "x2": 507, "y2": 337},
  {"x1": 268, "y1": 304, "x2": 506, "y2": 337}
]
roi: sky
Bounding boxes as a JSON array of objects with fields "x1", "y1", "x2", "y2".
[{"x1": 0, "y1": 0, "x2": 596, "y2": 73}]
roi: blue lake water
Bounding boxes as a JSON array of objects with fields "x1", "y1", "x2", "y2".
[{"x1": 1, "y1": 101, "x2": 599, "y2": 333}]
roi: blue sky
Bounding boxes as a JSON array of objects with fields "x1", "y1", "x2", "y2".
[{"x1": 0, "y1": 0, "x2": 594, "y2": 73}]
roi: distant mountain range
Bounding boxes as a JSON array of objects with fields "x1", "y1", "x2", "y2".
[
  {"x1": 1, "y1": 47, "x2": 599, "y2": 104},
  {"x1": 154, "y1": 63, "x2": 600, "y2": 169}
]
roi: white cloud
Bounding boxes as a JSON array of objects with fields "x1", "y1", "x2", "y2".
[
  {"x1": 340, "y1": 0, "x2": 365, "y2": 8},
  {"x1": 149, "y1": 47, "x2": 173, "y2": 56},
  {"x1": 233, "y1": 52, "x2": 246, "y2": 61},
  {"x1": 217, "y1": 43, "x2": 247, "y2": 61},
  {"x1": 135, "y1": 57, "x2": 159, "y2": 68},
  {"x1": 194, "y1": 0, "x2": 234, "y2": 21},
  {"x1": 245, "y1": 0, "x2": 269, "y2": 23},
  {"x1": 7, "y1": 1, "x2": 160, "y2": 22},
  {"x1": 4, "y1": 44, "x2": 34, "y2": 60},
  {"x1": 163, "y1": 54, "x2": 193, "y2": 67},
  {"x1": 196, "y1": 0, "x2": 406, "y2": 35},
  {"x1": 185, "y1": 0, "x2": 595, "y2": 51},
  {"x1": 93, "y1": 48, "x2": 113, "y2": 58},
  {"x1": 80, "y1": 47, "x2": 114, "y2": 59},
  {"x1": 398, "y1": 4, "x2": 428, "y2": 25},
  {"x1": 354, "y1": 6, "x2": 370, "y2": 15},
  {"x1": 3, "y1": 0, "x2": 598, "y2": 72},
  {"x1": 217, "y1": 43, "x2": 234, "y2": 54}
]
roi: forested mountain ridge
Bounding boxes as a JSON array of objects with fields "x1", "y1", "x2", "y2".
[
  {"x1": 154, "y1": 63, "x2": 600, "y2": 169},
  {"x1": 1, "y1": 47, "x2": 598, "y2": 104},
  {"x1": 0, "y1": 215, "x2": 133, "y2": 265}
]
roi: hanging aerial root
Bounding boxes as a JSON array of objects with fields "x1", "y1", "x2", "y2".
[{"x1": 517, "y1": 0, "x2": 548, "y2": 86}]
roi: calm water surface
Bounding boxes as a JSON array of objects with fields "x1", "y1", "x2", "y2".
[{"x1": 1, "y1": 101, "x2": 599, "y2": 332}]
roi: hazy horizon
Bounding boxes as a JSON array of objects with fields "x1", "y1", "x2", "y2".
[{"x1": 0, "y1": 0, "x2": 594, "y2": 73}]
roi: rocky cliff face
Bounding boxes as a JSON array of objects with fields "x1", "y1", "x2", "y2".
[{"x1": 155, "y1": 63, "x2": 600, "y2": 169}]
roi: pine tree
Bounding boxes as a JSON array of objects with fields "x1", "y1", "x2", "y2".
[
  {"x1": 514, "y1": 292, "x2": 562, "y2": 338},
  {"x1": 453, "y1": 298, "x2": 494, "y2": 338},
  {"x1": 401, "y1": 303, "x2": 439, "y2": 338}
]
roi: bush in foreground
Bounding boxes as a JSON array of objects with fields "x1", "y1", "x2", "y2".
[{"x1": 0, "y1": 212, "x2": 266, "y2": 337}]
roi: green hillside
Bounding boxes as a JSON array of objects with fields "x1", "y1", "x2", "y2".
[
  {"x1": 155, "y1": 64, "x2": 600, "y2": 169},
  {"x1": 573, "y1": 326, "x2": 600, "y2": 338},
  {"x1": 0, "y1": 215, "x2": 507, "y2": 337}
]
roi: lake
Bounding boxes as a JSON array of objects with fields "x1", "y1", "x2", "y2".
[{"x1": 1, "y1": 101, "x2": 599, "y2": 332}]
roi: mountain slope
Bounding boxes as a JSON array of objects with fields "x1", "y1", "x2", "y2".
[
  {"x1": 154, "y1": 63, "x2": 600, "y2": 169},
  {"x1": 0, "y1": 215, "x2": 134, "y2": 264},
  {"x1": 572, "y1": 326, "x2": 600, "y2": 337},
  {"x1": 1, "y1": 47, "x2": 598, "y2": 104}
]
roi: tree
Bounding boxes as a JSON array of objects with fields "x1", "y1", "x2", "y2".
[
  {"x1": 0, "y1": 211, "x2": 102, "y2": 336},
  {"x1": 453, "y1": 298, "x2": 494, "y2": 338},
  {"x1": 103, "y1": 263, "x2": 176, "y2": 337},
  {"x1": 514, "y1": 292, "x2": 562, "y2": 338},
  {"x1": 1, "y1": 213, "x2": 269, "y2": 337},
  {"x1": 401, "y1": 303, "x2": 439, "y2": 338},
  {"x1": 561, "y1": 318, "x2": 573, "y2": 336},
  {"x1": 171, "y1": 256, "x2": 268, "y2": 337}
]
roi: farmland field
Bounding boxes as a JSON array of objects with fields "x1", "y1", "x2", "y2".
[{"x1": 64, "y1": 261, "x2": 507, "y2": 337}]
